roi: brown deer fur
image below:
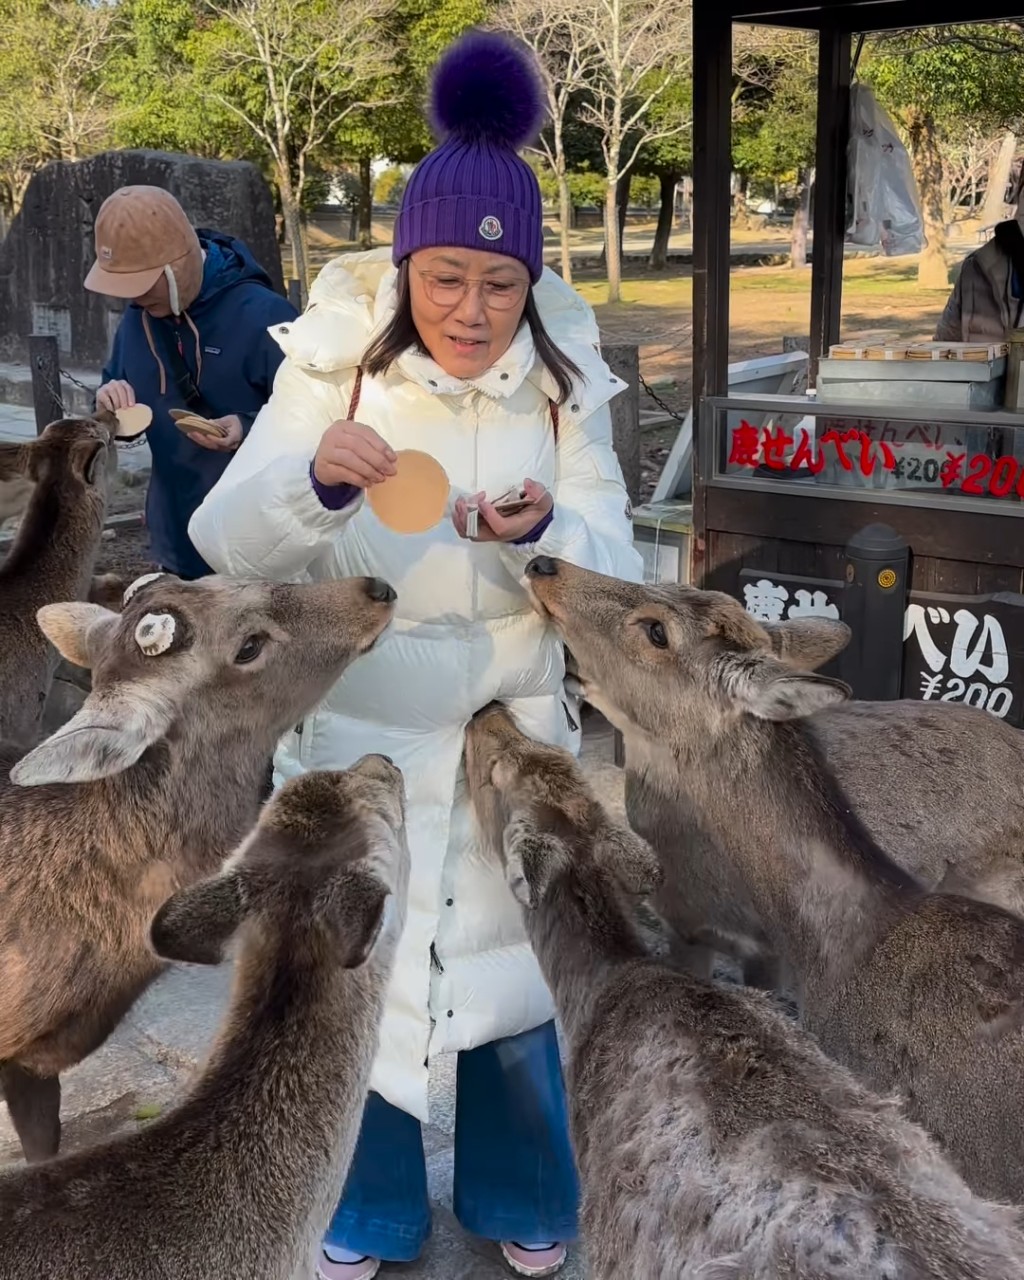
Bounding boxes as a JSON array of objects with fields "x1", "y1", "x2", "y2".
[
  {"x1": 465, "y1": 704, "x2": 1024, "y2": 1279},
  {"x1": 0, "y1": 757, "x2": 409, "y2": 1280},
  {"x1": 0, "y1": 417, "x2": 118, "y2": 745},
  {"x1": 596, "y1": 600, "x2": 1024, "y2": 990},
  {"x1": 524, "y1": 557, "x2": 1024, "y2": 1203},
  {"x1": 0, "y1": 571, "x2": 395, "y2": 1163}
]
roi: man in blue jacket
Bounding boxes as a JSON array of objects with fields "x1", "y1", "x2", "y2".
[{"x1": 85, "y1": 185, "x2": 298, "y2": 579}]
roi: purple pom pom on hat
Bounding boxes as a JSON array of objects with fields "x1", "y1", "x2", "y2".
[{"x1": 393, "y1": 29, "x2": 547, "y2": 283}]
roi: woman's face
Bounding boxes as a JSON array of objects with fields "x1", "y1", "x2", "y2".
[{"x1": 408, "y1": 248, "x2": 531, "y2": 380}]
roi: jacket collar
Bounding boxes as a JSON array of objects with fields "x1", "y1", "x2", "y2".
[{"x1": 268, "y1": 247, "x2": 625, "y2": 416}]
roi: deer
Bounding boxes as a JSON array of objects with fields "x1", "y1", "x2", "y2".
[
  {"x1": 0, "y1": 569, "x2": 396, "y2": 1165},
  {"x1": 581, "y1": 592, "x2": 1024, "y2": 991},
  {"x1": 523, "y1": 556, "x2": 1024, "y2": 1204},
  {"x1": 0, "y1": 415, "x2": 120, "y2": 745},
  {"x1": 465, "y1": 703, "x2": 1024, "y2": 1279},
  {"x1": 0, "y1": 757, "x2": 409, "y2": 1280}
]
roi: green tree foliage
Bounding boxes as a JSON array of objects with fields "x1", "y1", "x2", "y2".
[
  {"x1": 863, "y1": 30, "x2": 1024, "y2": 285},
  {"x1": 373, "y1": 166, "x2": 408, "y2": 205}
]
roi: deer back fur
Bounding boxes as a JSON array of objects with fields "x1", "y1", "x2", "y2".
[{"x1": 465, "y1": 704, "x2": 1024, "y2": 1280}]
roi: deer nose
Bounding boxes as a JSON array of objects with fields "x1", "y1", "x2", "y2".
[
  {"x1": 366, "y1": 577, "x2": 397, "y2": 604},
  {"x1": 525, "y1": 556, "x2": 559, "y2": 578}
]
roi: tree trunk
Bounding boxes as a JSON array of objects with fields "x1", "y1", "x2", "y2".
[
  {"x1": 358, "y1": 154, "x2": 373, "y2": 249},
  {"x1": 605, "y1": 180, "x2": 622, "y2": 304},
  {"x1": 650, "y1": 171, "x2": 678, "y2": 269},
  {"x1": 906, "y1": 108, "x2": 950, "y2": 289},
  {"x1": 557, "y1": 169, "x2": 573, "y2": 285},
  {"x1": 790, "y1": 167, "x2": 812, "y2": 269},
  {"x1": 279, "y1": 172, "x2": 308, "y2": 307},
  {"x1": 980, "y1": 131, "x2": 1017, "y2": 229},
  {"x1": 731, "y1": 173, "x2": 751, "y2": 229},
  {"x1": 617, "y1": 169, "x2": 631, "y2": 248}
]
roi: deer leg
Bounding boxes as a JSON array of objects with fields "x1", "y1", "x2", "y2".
[{"x1": 1, "y1": 1062, "x2": 61, "y2": 1162}]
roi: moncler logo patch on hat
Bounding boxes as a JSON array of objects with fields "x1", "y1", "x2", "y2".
[{"x1": 478, "y1": 216, "x2": 503, "y2": 241}]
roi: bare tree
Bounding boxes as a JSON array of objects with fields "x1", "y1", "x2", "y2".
[
  {"x1": 577, "y1": 0, "x2": 691, "y2": 302},
  {"x1": 942, "y1": 127, "x2": 1002, "y2": 226},
  {"x1": 39, "y1": 0, "x2": 122, "y2": 160},
  {"x1": 494, "y1": 1, "x2": 600, "y2": 285},
  {"x1": 979, "y1": 130, "x2": 1018, "y2": 228},
  {"x1": 199, "y1": 0, "x2": 396, "y2": 300}
]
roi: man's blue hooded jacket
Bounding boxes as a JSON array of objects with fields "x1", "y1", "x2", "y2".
[{"x1": 101, "y1": 229, "x2": 297, "y2": 579}]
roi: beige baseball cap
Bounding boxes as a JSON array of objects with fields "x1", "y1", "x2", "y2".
[{"x1": 84, "y1": 186, "x2": 200, "y2": 299}]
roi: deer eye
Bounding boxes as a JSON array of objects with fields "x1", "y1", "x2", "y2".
[
  {"x1": 235, "y1": 634, "x2": 266, "y2": 665},
  {"x1": 641, "y1": 620, "x2": 668, "y2": 649}
]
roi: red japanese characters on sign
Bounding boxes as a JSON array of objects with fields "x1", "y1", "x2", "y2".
[{"x1": 727, "y1": 420, "x2": 1024, "y2": 500}]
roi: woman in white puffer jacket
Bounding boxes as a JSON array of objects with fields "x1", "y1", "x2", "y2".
[{"x1": 189, "y1": 30, "x2": 642, "y2": 1280}]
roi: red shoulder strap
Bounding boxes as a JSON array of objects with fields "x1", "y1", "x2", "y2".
[{"x1": 347, "y1": 366, "x2": 364, "y2": 420}]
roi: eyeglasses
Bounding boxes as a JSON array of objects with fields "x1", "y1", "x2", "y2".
[{"x1": 415, "y1": 269, "x2": 529, "y2": 312}]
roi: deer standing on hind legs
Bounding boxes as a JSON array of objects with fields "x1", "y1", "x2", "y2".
[
  {"x1": 465, "y1": 703, "x2": 1024, "y2": 1280},
  {"x1": 0, "y1": 757, "x2": 409, "y2": 1280},
  {"x1": 524, "y1": 556, "x2": 1024, "y2": 1205}
]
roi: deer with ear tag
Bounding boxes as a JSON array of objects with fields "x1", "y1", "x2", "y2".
[
  {"x1": 0, "y1": 758, "x2": 409, "y2": 1280},
  {"x1": 524, "y1": 557, "x2": 1024, "y2": 1203},
  {"x1": 0, "y1": 570, "x2": 396, "y2": 1165},
  {"x1": 466, "y1": 704, "x2": 1024, "y2": 1279}
]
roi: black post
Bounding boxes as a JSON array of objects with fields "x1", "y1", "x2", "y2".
[
  {"x1": 809, "y1": 28, "x2": 852, "y2": 381},
  {"x1": 28, "y1": 334, "x2": 63, "y2": 435},
  {"x1": 287, "y1": 278, "x2": 303, "y2": 312},
  {"x1": 840, "y1": 523, "x2": 910, "y2": 701}
]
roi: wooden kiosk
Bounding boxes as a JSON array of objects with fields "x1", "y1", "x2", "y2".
[{"x1": 690, "y1": 0, "x2": 1024, "y2": 721}]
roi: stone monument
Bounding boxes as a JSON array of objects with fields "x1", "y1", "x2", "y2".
[{"x1": 0, "y1": 150, "x2": 283, "y2": 370}]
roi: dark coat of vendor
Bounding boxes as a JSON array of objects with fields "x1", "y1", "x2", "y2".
[
  {"x1": 85, "y1": 185, "x2": 297, "y2": 579},
  {"x1": 936, "y1": 186, "x2": 1024, "y2": 345}
]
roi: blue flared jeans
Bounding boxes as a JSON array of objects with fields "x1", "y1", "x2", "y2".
[{"x1": 322, "y1": 1020, "x2": 580, "y2": 1262}]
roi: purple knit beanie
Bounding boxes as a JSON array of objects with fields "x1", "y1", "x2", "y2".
[{"x1": 393, "y1": 30, "x2": 546, "y2": 283}]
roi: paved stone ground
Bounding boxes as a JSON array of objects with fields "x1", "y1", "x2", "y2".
[{"x1": 0, "y1": 717, "x2": 623, "y2": 1278}]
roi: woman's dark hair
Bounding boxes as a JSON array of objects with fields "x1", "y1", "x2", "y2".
[{"x1": 362, "y1": 259, "x2": 584, "y2": 405}]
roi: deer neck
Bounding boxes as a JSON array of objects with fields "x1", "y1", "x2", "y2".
[
  {"x1": 103, "y1": 710, "x2": 273, "y2": 878},
  {"x1": 172, "y1": 935, "x2": 385, "y2": 1242},
  {"x1": 628, "y1": 717, "x2": 917, "y2": 981},
  {"x1": 527, "y1": 869, "x2": 647, "y2": 1044},
  {"x1": 3, "y1": 475, "x2": 103, "y2": 593}
]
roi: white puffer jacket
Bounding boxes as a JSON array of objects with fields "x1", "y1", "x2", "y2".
[{"x1": 189, "y1": 248, "x2": 643, "y2": 1120}]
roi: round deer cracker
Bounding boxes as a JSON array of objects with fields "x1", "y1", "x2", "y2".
[
  {"x1": 169, "y1": 409, "x2": 227, "y2": 440},
  {"x1": 367, "y1": 449, "x2": 449, "y2": 535},
  {"x1": 113, "y1": 403, "x2": 153, "y2": 438}
]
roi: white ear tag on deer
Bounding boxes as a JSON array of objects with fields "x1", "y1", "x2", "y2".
[
  {"x1": 113, "y1": 403, "x2": 153, "y2": 439},
  {"x1": 135, "y1": 612, "x2": 176, "y2": 656},
  {"x1": 123, "y1": 571, "x2": 164, "y2": 606}
]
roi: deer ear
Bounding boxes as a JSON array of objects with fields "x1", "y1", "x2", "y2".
[
  {"x1": 503, "y1": 815, "x2": 567, "y2": 909},
  {"x1": 37, "y1": 601, "x2": 119, "y2": 669},
  {"x1": 340, "y1": 883, "x2": 393, "y2": 970},
  {"x1": 10, "y1": 684, "x2": 174, "y2": 785},
  {"x1": 762, "y1": 618, "x2": 851, "y2": 671},
  {"x1": 150, "y1": 871, "x2": 246, "y2": 965},
  {"x1": 595, "y1": 824, "x2": 662, "y2": 895},
  {"x1": 728, "y1": 654, "x2": 850, "y2": 721}
]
